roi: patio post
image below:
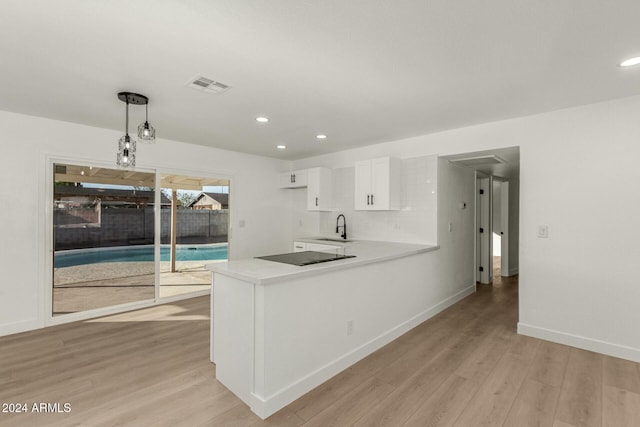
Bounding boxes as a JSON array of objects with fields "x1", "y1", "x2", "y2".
[{"x1": 170, "y1": 190, "x2": 177, "y2": 272}]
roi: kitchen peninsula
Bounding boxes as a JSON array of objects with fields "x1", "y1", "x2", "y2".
[{"x1": 206, "y1": 239, "x2": 471, "y2": 419}]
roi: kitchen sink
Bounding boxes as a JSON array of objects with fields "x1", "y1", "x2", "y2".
[{"x1": 315, "y1": 237, "x2": 352, "y2": 242}]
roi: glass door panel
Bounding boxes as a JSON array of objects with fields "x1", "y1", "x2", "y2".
[
  {"x1": 52, "y1": 163, "x2": 156, "y2": 315},
  {"x1": 159, "y1": 174, "x2": 229, "y2": 298}
]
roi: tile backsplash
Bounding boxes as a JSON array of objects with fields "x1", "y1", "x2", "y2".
[{"x1": 293, "y1": 155, "x2": 438, "y2": 244}]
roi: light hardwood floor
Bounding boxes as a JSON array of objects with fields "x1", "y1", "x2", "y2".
[{"x1": 2, "y1": 275, "x2": 639, "y2": 426}]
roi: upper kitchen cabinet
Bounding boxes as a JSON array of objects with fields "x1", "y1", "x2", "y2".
[
  {"x1": 278, "y1": 169, "x2": 308, "y2": 188},
  {"x1": 354, "y1": 157, "x2": 401, "y2": 210},
  {"x1": 307, "y1": 167, "x2": 332, "y2": 211}
]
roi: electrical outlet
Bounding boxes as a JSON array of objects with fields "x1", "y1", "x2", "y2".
[
  {"x1": 346, "y1": 320, "x2": 354, "y2": 336},
  {"x1": 448, "y1": 222, "x2": 453, "y2": 232}
]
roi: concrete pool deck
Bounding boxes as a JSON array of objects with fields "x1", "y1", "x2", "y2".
[{"x1": 52, "y1": 260, "x2": 222, "y2": 315}]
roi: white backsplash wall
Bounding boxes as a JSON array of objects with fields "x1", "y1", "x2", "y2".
[{"x1": 294, "y1": 155, "x2": 438, "y2": 244}]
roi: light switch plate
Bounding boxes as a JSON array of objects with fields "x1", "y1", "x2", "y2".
[{"x1": 537, "y1": 225, "x2": 549, "y2": 238}]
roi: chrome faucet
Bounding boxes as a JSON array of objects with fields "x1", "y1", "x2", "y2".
[{"x1": 336, "y1": 214, "x2": 347, "y2": 240}]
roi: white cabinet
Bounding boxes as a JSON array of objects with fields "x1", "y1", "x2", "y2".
[
  {"x1": 307, "y1": 167, "x2": 332, "y2": 211},
  {"x1": 293, "y1": 241, "x2": 307, "y2": 252},
  {"x1": 306, "y1": 243, "x2": 341, "y2": 254},
  {"x1": 278, "y1": 169, "x2": 308, "y2": 188},
  {"x1": 293, "y1": 241, "x2": 341, "y2": 254},
  {"x1": 279, "y1": 167, "x2": 332, "y2": 211},
  {"x1": 354, "y1": 157, "x2": 401, "y2": 210}
]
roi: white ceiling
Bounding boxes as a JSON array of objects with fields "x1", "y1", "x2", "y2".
[{"x1": 2, "y1": 1, "x2": 640, "y2": 160}]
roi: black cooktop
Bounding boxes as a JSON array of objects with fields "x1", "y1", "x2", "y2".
[{"x1": 255, "y1": 251, "x2": 356, "y2": 266}]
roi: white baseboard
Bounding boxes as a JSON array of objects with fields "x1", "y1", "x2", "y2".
[
  {"x1": 251, "y1": 284, "x2": 476, "y2": 419},
  {"x1": 506, "y1": 267, "x2": 519, "y2": 276},
  {"x1": 157, "y1": 289, "x2": 210, "y2": 304},
  {"x1": 518, "y1": 323, "x2": 640, "y2": 363},
  {"x1": 0, "y1": 318, "x2": 43, "y2": 337}
]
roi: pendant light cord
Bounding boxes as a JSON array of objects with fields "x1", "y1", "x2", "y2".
[{"x1": 125, "y1": 99, "x2": 129, "y2": 136}]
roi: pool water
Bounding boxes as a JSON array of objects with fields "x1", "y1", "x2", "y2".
[{"x1": 54, "y1": 245, "x2": 228, "y2": 268}]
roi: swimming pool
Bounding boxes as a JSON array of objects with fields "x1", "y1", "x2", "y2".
[{"x1": 54, "y1": 244, "x2": 228, "y2": 268}]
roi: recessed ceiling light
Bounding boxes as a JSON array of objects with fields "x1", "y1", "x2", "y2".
[
  {"x1": 620, "y1": 57, "x2": 640, "y2": 67},
  {"x1": 256, "y1": 117, "x2": 269, "y2": 123},
  {"x1": 316, "y1": 134, "x2": 327, "y2": 140},
  {"x1": 276, "y1": 145, "x2": 286, "y2": 149}
]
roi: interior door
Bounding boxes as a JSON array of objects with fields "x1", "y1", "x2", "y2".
[
  {"x1": 476, "y1": 175, "x2": 492, "y2": 284},
  {"x1": 499, "y1": 181, "x2": 509, "y2": 276}
]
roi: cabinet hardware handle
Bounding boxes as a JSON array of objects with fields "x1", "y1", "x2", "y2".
[
  {"x1": 367, "y1": 194, "x2": 370, "y2": 205},
  {"x1": 290, "y1": 174, "x2": 294, "y2": 183},
  {"x1": 316, "y1": 197, "x2": 318, "y2": 206},
  {"x1": 293, "y1": 174, "x2": 296, "y2": 183},
  {"x1": 371, "y1": 194, "x2": 374, "y2": 205}
]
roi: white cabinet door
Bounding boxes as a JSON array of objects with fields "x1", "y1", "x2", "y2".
[
  {"x1": 354, "y1": 160, "x2": 372, "y2": 210},
  {"x1": 293, "y1": 241, "x2": 341, "y2": 254},
  {"x1": 292, "y1": 169, "x2": 308, "y2": 187},
  {"x1": 370, "y1": 157, "x2": 389, "y2": 210},
  {"x1": 307, "y1": 167, "x2": 332, "y2": 211},
  {"x1": 354, "y1": 157, "x2": 400, "y2": 210},
  {"x1": 305, "y1": 243, "x2": 341, "y2": 254},
  {"x1": 278, "y1": 172, "x2": 294, "y2": 188},
  {"x1": 279, "y1": 170, "x2": 308, "y2": 189}
]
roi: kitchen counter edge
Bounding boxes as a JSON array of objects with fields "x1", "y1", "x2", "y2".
[{"x1": 205, "y1": 241, "x2": 439, "y2": 285}]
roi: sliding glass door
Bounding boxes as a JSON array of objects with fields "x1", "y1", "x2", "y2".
[
  {"x1": 51, "y1": 163, "x2": 230, "y2": 317},
  {"x1": 52, "y1": 163, "x2": 156, "y2": 315}
]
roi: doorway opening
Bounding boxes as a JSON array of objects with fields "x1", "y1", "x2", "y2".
[
  {"x1": 492, "y1": 178, "x2": 509, "y2": 284},
  {"x1": 444, "y1": 147, "x2": 520, "y2": 286}
]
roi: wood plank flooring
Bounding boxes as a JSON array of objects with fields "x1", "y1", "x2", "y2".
[{"x1": 2, "y1": 275, "x2": 640, "y2": 426}]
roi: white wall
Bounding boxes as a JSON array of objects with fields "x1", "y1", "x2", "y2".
[
  {"x1": 0, "y1": 110, "x2": 293, "y2": 336},
  {"x1": 294, "y1": 94, "x2": 640, "y2": 362}
]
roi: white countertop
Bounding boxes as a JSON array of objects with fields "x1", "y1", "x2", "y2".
[{"x1": 205, "y1": 239, "x2": 439, "y2": 285}]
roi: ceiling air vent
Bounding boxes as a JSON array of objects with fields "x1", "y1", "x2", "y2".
[{"x1": 186, "y1": 76, "x2": 231, "y2": 95}]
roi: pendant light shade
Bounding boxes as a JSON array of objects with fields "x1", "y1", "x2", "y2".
[
  {"x1": 138, "y1": 102, "x2": 156, "y2": 142},
  {"x1": 117, "y1": 134, "x2": 136, "y2": 167},
  {"x1": 116, "y1": 92, "x2": 146, "y2": 168}
]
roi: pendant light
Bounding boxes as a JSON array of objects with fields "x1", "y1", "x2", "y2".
[
  {"x1": 116, "y1": 92, "x2": 146, "y2": 168},
  {"x1": 138, "y1": 101, "x2": 156, "y2": 142}
]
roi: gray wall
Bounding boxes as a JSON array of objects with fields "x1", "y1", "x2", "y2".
[{"x1": 54, "y1": 208, "x2": 229, "y2": 249}]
